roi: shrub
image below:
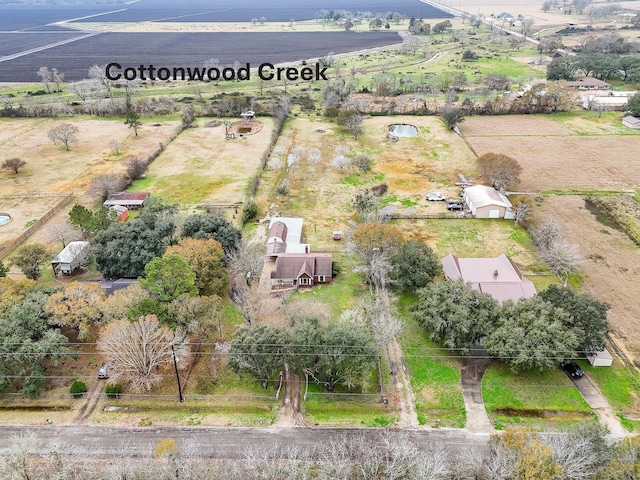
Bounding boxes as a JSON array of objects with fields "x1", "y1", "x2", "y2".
[
  {"x1": 70, "y1": 380, "x2": 87, "y2": 399},
  {"x1": 105, "y1": 383, "x2": 122, "y2": 399},
  {"x1": 353, "y1": 153, "x2": 373, "y2": 173},
  {"x1": 371, "y1": 183, "x2": 388, "y2": 196},
  {"x1": 242, "y1": 201, "x2": 258, "y2": 224},
  {"x1": 276, "y1": 180, "x2": 289, "y2": 196},
  {"x1": 154, "y1": 438, "x2": 178, "y2": 458}
]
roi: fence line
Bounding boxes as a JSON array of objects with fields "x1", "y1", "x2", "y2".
[
  {"x1": 0, "y1": 192, "x2": 71, "y2": 199},
  {"x1": 0, "y1": 193, "x2": 73, "y2": 259},
  {"x1": 389, "y1": 213, "x2": 473, "y2": 220}
]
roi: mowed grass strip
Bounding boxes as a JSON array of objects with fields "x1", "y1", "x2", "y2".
[
  {"x1": 398, "y1": 295, "x2": 465, "y2": 428},
  {"x1": 303, "y1": 394, "x2": 397, "y2": 427},
  {"x1": 577, "y1": 359, "x2": 640, "y2": 432},
  {"x1": 482, "y1": 361, "x2": 594, "y2": 430}
]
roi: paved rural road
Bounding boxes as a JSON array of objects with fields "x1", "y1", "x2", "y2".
[{"x1": 0, "y1": 425, "x2": 490, "y2": 458}]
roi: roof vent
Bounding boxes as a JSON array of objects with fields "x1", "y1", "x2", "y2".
[{"x1": 493, "y1": 269, "x2": 499, "y2": 278}]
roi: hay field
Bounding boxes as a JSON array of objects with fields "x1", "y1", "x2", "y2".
[
  {"x1": 532, "y1": 195, "x2": 640, "y2": 354},
  {"x1": 461, "y1": 115, "x2": 640, "y2": 191},
  {"x1": 132, "y1": 117, "x2": 273, "y2": 206},
  {"x1": 0, "y1": 118, "x2": 181, "y2": 197}
]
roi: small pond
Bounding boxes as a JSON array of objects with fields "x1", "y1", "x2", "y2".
[
  {"x1": 388, "y1": 124, "x2": 418, "y2": 138},
  {"x1": 0, "y1": 213, "x2": 10, "y2": 226}
]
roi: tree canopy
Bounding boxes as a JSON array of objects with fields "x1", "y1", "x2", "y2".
[
  {"x1": 477, "y1": 152, "x2": 522, "y2": 191},
  {"x1": 483, "y1": 297, "x2": 580, "y2": 372},
  {"x1": 10, "y1": 244, "x2": 50, "y2": 280},
  {"x1": 391, "y1": 240, "x2": 441, "y2": 291},
  {"x1": 413, "y1": 279, "x2": 499, "y2": 354},
  {"x1": 625, "y1": 92, "x2": 640, "y2": 117},
  {"x1": 538, "y1": 285, "x2": 609, "y2": 353},
  {"x1": 139, "y1": 254, "x2": 197, "y2": 302},
  {"x1": 182, "y1": 214, "x2": 241, "y2": 254},
  {"x1": 94, "y1": 203, "x2": 176, "y2": 279},
  {"x1": 165, "y1": 238, "x2": 227, "y2": 297},
  {"x1": 44, "y1": 282, "x2": 105, "y2": 341},
  {"x1": 0, "y1": 289, "x2": 76, "y2": 396}
]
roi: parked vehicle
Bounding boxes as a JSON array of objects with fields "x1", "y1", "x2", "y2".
[
  {"x1": 447, "y1": 203, "x2": 464, "y2": 211},
  {"x1": 446, "y1": 198, "x2": 463, "y2": 205},
  {"x1": 98, "y1": 363, "x2": 109, "y2": 379},
  {"x1": 426, "y1": 192, "x2": 446, "y2": 201},
  {"x1": 560, "y1": 360, "x2": 584, "y2": 378}
]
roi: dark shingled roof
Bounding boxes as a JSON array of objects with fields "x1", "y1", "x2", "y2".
[{"x1": 270, "y1": 254, "x2": 332, "y2": 280}]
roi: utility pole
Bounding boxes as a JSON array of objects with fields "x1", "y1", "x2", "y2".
[{"x1": 171, "y1": 344, "x2": 184, "y2": 403}]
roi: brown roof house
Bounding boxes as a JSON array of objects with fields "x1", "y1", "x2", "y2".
[
  {"x1": 103, "y1": 192, "x2": 150, "y2": 210},
  {"x1": 265, "y1": 217, "x2": 309, "y2": 257},
  {"x1": 564, "y1": 77, "x2": 611, "y2": 90},
  {"x1": 441, "y1": 253, "x2": 536, "y2": 302},
  {"x1": 270, "y1": 253, "x2": 332, "y2": 289}
]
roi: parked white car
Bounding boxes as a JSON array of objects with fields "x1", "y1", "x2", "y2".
[{"x1": 426, "y1": 192, "x2": 446, "y2": 201}]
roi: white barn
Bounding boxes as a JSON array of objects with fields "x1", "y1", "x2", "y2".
[
  {"x1": 463, "y1": 185, "x2": 515, "y2": 219},
  {"x1": 51, "y1": 241, "x2": 90, "y2": 275}
]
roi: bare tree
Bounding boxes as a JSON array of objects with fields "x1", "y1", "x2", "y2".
[
  {"x1": 120, "y1": 78, "x2": 141, "y2": 110},
  {"x1": 332, "y1": 154, "x2": 351, "y2": 172},
  {"x1": 37, "y1": 66, "x2": 52, "y2": 93},
  {"x1": 88, "y1": 173, "x2": 127, "y2": 202},
  {"x1": 47, "y1": 123, "x2": 79, "y2": 151},
  {"x1": 97, "y1": 315, "x2": 189, "y2": 392},
  {"x1": 307, "y1": 147, "x2": 322, "y2": 168},
  {"x1": 227, "y1": 240, "x2": 265, "y2": 282},
  {"x1": 404, "y1": 36, "x2": 424, "y2": 55},
  {"x1": 345, "y1": 113, "x2": 364, "y2": 139},
  {"x1": 69, "y1": 79, "x2": 97, "y2": 102},
  {"x1": 125, "y1": 157, "x2": 148, "y2": 181},
  {"x1": 51, "y1": 67, "x2": 64, "y2": 92},
  {"x1": 1, "y1": 157, "x2": 26, "y2": 174},
  {"x1": 88, "y1": 64, "x2": 115, "y2": 97},
  {"x1": 109, "y1": 139, "x2": 122, "y2": 155},
  {"x1": 513, "y1": 201, "x2": 531, "y2": 226},
  {"x1": 541, "y1": 239, "x2": 583, "y2": 278},
  {"x1": 231, "y1": 284, "x2": 262, "y2": 324},
  {"x1": 46, "y1": 220, "x2": 79, "y2": 248},
  {"x1": 530, "y1": 217, "x2": 563, "y2": 250}
]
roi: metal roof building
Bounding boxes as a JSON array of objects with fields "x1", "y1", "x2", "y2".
[{"x1": 441, "y1": 253, "x2": 536, "y2": 302}]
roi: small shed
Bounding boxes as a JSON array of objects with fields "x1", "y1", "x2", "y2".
[
  {"x1": 622, "y1": 115, "x2": 640, "y2": 130},
  {"x1": 587, "y1": 348, "x2": 613, "y2": 367},
  {"x1": 463, "y1": 185, "x2": 514, "y2": 219},
  {"x1": 51, "y1": 241, "x2": 90, "y2": 275},
  {"x1": 109, "y1": 205, "x2": 129, "y2": 222},
  {"x1": 332, "y1": 230, "x2": 343, "y2": 241}
]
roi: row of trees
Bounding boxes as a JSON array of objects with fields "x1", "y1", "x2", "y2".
[
  {"x1": 4, "y1": 423, "x2": 636, "y2": 479},
  {"x1": 229, "y1": 316, "x2": 377, "y2": 392},
  {"x1": 413, "y1": 281, "x2": 608, "y2": 371},
  {"x1": 548, "y1": 52, "x2": 640, "y2": 82}
]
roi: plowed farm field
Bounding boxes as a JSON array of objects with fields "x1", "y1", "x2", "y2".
[{"x1": 461, "y1": 115, "x2": 640, "y2": 192}]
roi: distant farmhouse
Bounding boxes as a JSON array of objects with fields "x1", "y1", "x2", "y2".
[
  {"x1": 51, "y1": 241, "x2": 90, "y2": 275},
  {"x1": 441, "y1": 253, "x2": 536, "y2": 302},
  {"x1": 564, "y1": 77, "x2": 611, "y2": 90},
  {"x1": 463, "y1": 185, "x2": 514, "y2": 219},
  {"x1": 103, "y1": 192, "x2": 150, "y2": 210}
]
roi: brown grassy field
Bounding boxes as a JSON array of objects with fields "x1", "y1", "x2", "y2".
[
  {"x1": 532, "y1": 195, "x2": 640, "y2": 354},
  {"x1": 461, "y1": 115, "x2": 640, "y2": 191},
  {"x1": 258, "y1": 115, "x2": 477, "y2": 251},
  {"x1": 461, "y1": 113, "x2": 640, "y2": 356},
  {"x1": 0, "y1": 118, "x2": 180, "y2": 197},
  {"x1": 131, "y1": 117, "x2": 272, "y2": 208}
]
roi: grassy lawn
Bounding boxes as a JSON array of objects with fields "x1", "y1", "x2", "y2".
[
  {"x1": 93, "y1": 396, "x2": 278, "y2": 427},
  {"x1": 287, "y1": 253, "x2": 366, "y2": 318},
  {"x1": 397, "y1": 294, "x2": 465, "y2": 428},
  {"x1": 577, "y1": 359, "x2": 640, "y2": 432},
  {"x1": 482, "y1": 361, "x2": 595, "y2": 430},
  {"x1": 303, "y1": 394, "x2": 397, "y2": 427}
]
